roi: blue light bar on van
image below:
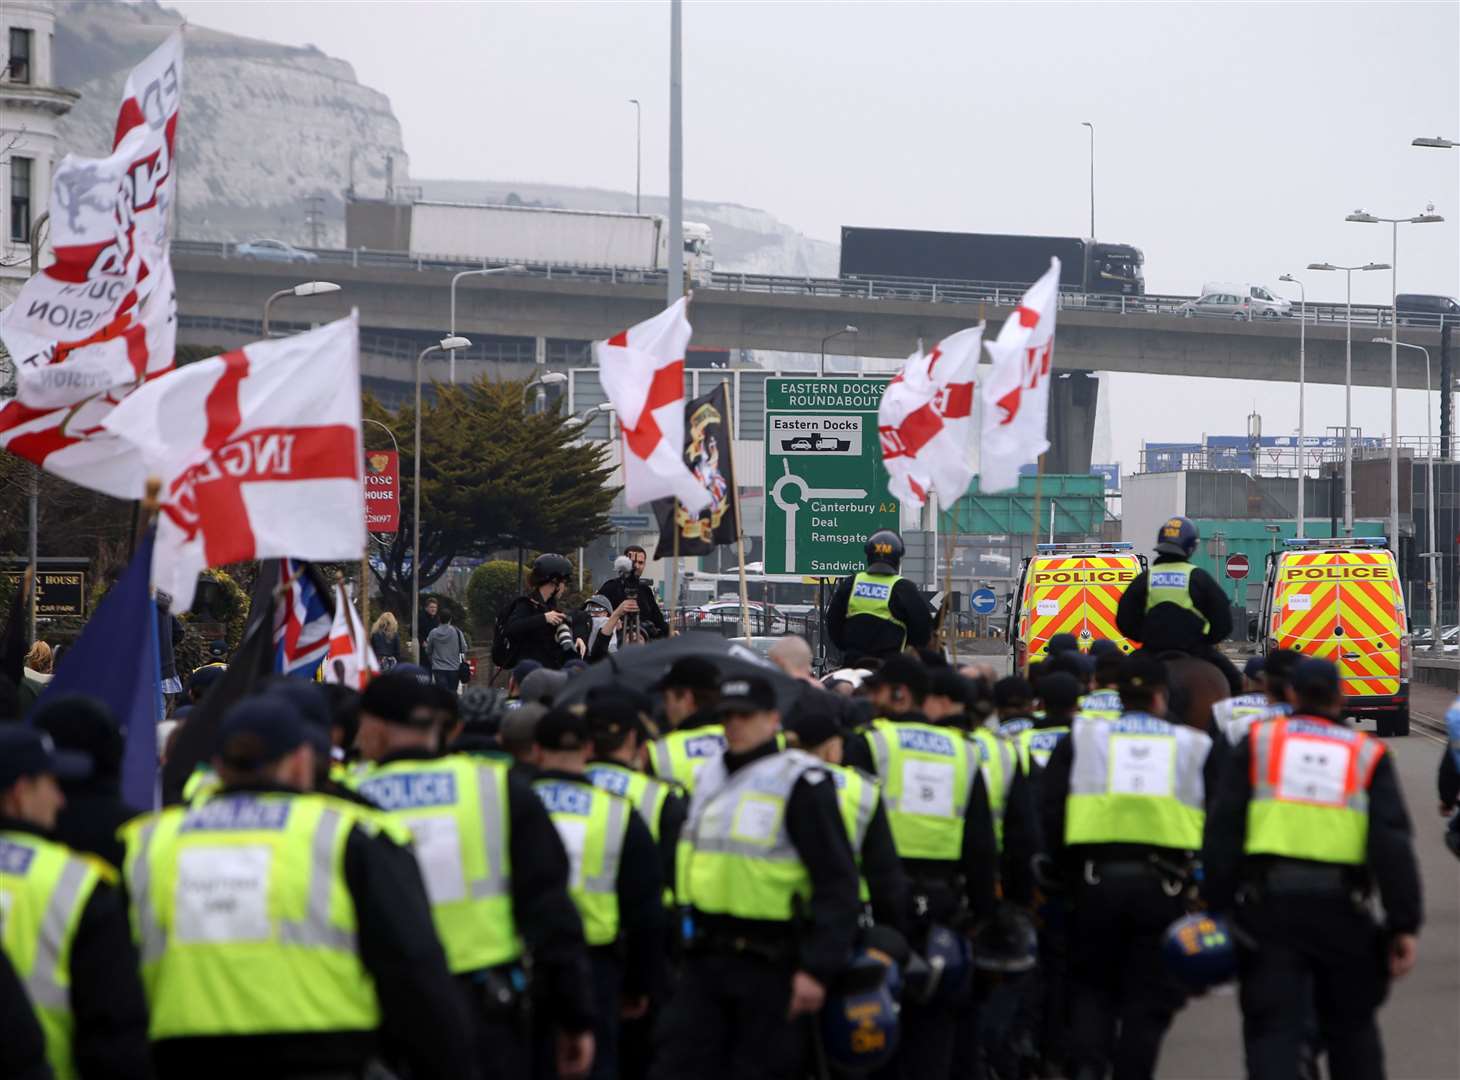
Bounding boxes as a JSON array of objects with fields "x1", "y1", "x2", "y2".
[
  {"x1": 1281, "y1": 537, "x2": 1389, "y2": 548},
  {"x1": 1036, "y1": 542, "x2": 1134, "y2": 553}
]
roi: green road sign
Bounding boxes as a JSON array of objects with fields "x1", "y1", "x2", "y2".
[{"x1": 763, "y1": 378, "x2": 898, "y2": 575}]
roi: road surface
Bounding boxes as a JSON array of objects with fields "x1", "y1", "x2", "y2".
[{"x1": 1159, "y1": 682, "x2": 1460, "y2": 1079}]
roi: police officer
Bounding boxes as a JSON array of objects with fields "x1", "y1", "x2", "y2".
[
  {"x1": 653, "y1": 674, "x2": 860, "y2": 1079},
  {"x1": 1114, "y1": 515, "x2": 1243, "y2": 693},
  {"x1": 1202, "y1": 658, "x2": 1422, "y2": 1080},
  {"x1": 1211, "y1": 648, "x2": 1298, "y2": 748},
  {"x1": 1078, "y1": 645, "x2": 1125, "y2": 721},
  {"x1": 0, "y1": 726, "x2": 150, "y2": 1080},
  {"x1": 1020, "y1": 671, "x2": 1081, "y2": 774},
  {"x1": 785, "y1": 690, "x2": 909, "y2": 931},
  {"x1": 345, "y1": 673, "x2": 595, "y2": 1080},
  {"x1": 645, "y1": 657, "x2": 726, "y2": 793},
  {"x1": 826, "y1": 530, "x2": 934, "y2": 664},
  {"x1": 842, "y1": 654, "x2": 1002, "y2": 1078},
  {"x1": 502, "y1": 553, "x2": 579, "y2": 671},
  {"x1": 119, "y1": 697, "x2": 474, "y2": 1078},
  {"x1": 1040, "y1": 655, "x2": 1220, "y2": 1080},
  {"x1": 532, "y1": 707, "x2": 665, "y2": 1080}
]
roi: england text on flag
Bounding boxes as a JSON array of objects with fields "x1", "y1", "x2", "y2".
[
  {"x1": 101, "y1": 313, "x2": 367, "y2": 612},
  {"x1": 979, "y1": 259, "x2": 1060, "y2": 494},
  {"x1": 593, "y1": 297, "x2": 712, "y2": 513}
]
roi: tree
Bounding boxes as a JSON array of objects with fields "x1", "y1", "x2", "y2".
[
  {"x1": 466, "y1": 560, "x2": 521, "y2": 638},
  {"x1": 366, "y1": 378, "x2": 618, "y2": 615}
]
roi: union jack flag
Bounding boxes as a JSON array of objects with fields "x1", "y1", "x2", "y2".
[{"x1": 273, "y1": 559, "x2": 333, "y2": 678}]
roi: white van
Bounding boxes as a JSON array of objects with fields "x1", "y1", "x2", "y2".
[{"x1": 1199, "y1": 282, "x2": 1292, "y2": 318}]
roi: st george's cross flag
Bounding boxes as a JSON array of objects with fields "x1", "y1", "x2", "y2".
[
  {"x1": 101, "y1": 313, "x2": 366, "y2": 612},
  {"x1": 0, "y1": 31, "x2": 183, "y2": 496},
  {"x1": 322, "y1": 582, "x2": 379, "y2": 690},
  {"x1": 979, "y1": 259, "x2": 1060, "y2": 494},
  {"x1": 594, "y1": 297, "x2": 712, "y2": 513},
  {"x1": 878, "y1": 324, "x2": 984, "y2": 512}
]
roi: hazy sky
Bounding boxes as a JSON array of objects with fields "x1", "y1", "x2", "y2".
[{"x1": 171, "y1": 0, "x2": 1459, "y2": 474}]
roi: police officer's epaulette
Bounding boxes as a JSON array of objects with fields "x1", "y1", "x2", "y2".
[
  {"x1": 76, "y1": 849, "x2": 120, "y2": 886},
  {"x1": 315, "y1": 792, "x2": 415, "y2": 847}
]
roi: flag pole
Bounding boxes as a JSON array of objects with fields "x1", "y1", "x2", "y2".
[
  {"x1": 1030, "y1": 453, "x2": 1046, "y2": 568},
  {"x1": 360, "y1": 548, "x2": 370, "y2": 644},
  {"x1": 942, "y1": 497, "x2": 961, "y2": 663},
  {"x1": 668, "y1": 499, "x2": 680, "y2": 636},
  {"x1": 723, "y1": 387, "x2": 752, "y2": 643}
]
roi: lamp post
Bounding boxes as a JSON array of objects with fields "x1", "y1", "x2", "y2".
[
  {"x1": 1081, "y1": 121, "x2": 1095, "y2": 238},
  {"x1": 412, "y1": 335, "x2": 471, "y2": 662},
  {"x1": 448, "y1": 265, "x2": 524, "y2": 384},
  {"x1": 819, "y1": 325, "x2": 859, "y2": 378},
  {"x1": 262, "y1": 280, "x2": 341, "y2": 337},
  {"x1": 1278, "y1": 273, "x2": 1306, "y2": 536},
  {"x1": 629, "y1": 98, "x2": 642, "y2": 214},
  {"x1": 1306, "y1": 261, "x2": 1390, "y2": 534},
  {"x1": 1412, "y1": 136, "x2": 1459, "y2": 148},
  {"x1": 1345, "y1": 207, "x2": 1445, "y2": 550},
  {"x1": 1376, "y1": 338, "x2": 1437, "y2": 642},
  {"x1": 563, "y1": 402, "x2": 616, "y2": 433},
  {"x1": 524, "y1": 370, "x2": 569, "y2": 415}
]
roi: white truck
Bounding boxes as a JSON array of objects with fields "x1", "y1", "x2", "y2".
[{"x1": 407, "y1": 201, "x2": 715, "y2": 284}]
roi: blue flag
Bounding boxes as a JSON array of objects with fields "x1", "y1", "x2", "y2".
[{"x1": 40, "y1": 529, "x2": 163, "y2": 809}]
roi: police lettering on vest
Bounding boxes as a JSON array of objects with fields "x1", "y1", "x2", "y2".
[
  {"x1": 865, "y1": 719, "x2": 975, "y2": 861},
  {"x1": 533, "y1": 778, "x2": 630, "y2": 946},
  {"x1": 1144, "y1": 562, "x2": 1210, "y2": 634},
  {"x1": 846, "y1": 572, "x2": 908, "y2": 643}
]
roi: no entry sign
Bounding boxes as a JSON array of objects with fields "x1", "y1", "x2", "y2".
[{"x1": 1225, "y1": 553, "x2": 1250, "y2": 580}]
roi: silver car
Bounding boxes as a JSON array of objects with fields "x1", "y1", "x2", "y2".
[
  {"x1": 1178, "y1": 291, "x2": 1253, "y2": 320},
  {"x1": 234, "y1": 238, "x2": 317, "y2": 263}
]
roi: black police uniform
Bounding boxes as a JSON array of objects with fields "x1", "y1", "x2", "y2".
[
  {"x1": 825, "y1": 568, "x2": 934, "y2": 664},
  {"x1": 598, "y1": 574, "x2": 669, "y2": 640},
  {"x1": 1202, "y1": 718, "x2": 1421, "y2": 1080},
  {"x1": 1115, "y1": 553, "x2": 1243, "y2": 693},
  {"x1": 503, "y1": 591, "x2": 574, "y2": 670},
  {"x1": 652, "y1": 735, "x2": 861, "y2": 1079}
]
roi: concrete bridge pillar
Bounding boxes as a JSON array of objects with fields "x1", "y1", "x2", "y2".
[{"x1": 1046, "y1": 369, "x2": 1098, "y2": 474}]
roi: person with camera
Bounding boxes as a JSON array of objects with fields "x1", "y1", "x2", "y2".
[
  {"x1": 584, "y1": 594, "x2": 649, "y2": 662},
  {"x1": 504, "y1": 554, "x2": 582, "y2": 671},
  {"x1": 598, "y1": 546, "x2": 668, "y2": 641}
]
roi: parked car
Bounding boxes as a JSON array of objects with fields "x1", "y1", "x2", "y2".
[
  {"x1": 688, "y1": 601, "x2": 787, "y2": 635},
  {"x1": 234, "y1": 238, "x2": 318, "y2": 263},
  {"x1": 1440, "y1": 625, "x2": 1460, "y2": 653},
  {"x1": 1179, "y1": 292, "x2": 1254, "y2": 321},
  {"x1": 1396, "y1": 293, "x2": 1460, "y2": 326}
]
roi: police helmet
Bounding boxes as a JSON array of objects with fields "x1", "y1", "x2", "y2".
[
  {"x1": 864, "y1": 530, "x2": 905, "y2": 570},
  {"x1": 1161, "y1": 913, "x2": 1238, "y2": 991},
  {"x1": 904, "y1": 923, "x2": 972, "y2": 1007},
  {"x1": 530, "y1": 553, "x2": 573, "y2": 584},
  {"x1": 1155, "y1": 515, "x2": 1199, "y2": 558},
  {"x1": 972, "y1": 904, "x2": 1038, "y2": 974},
  {"x1": 820, "y1": 949, "x2": 901, "y2": 1074}
]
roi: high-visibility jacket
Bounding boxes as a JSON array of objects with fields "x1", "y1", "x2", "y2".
[
  {"x1": 677, "y1": 750, "x2": 817, "y2": 921},
  {"x1": 1017, "y1": 725, "x2": 1070, "y2": 772},
  {"x1": 969, "y1": 727, "x2": 1016, "y2": 849},
  {"x1": 1077, "y1": 690, "x2": 1123, "y2": 722},
  {"x1": 119, "y1": 793, "x2": 383, "y2": 1041},
  {"x1": 1065, "y1": 712, "x2": 1212, "y2": 851},
  {"x1": 1213, "y1": 694, "x2": 1286, "y2": 746},
  {"x1": 648, "y1": 725, "x2": 727, "y2": 793},
  {"x1": 1145, "y1": 562, "x2": 1210, "y2": 634},
  {"x1": 0, "y1": 831, "x2": 109, "y2": 1079},
  {"x1": 825, "y1": 762, "x2": 880, "y2": 903},
  {"x1": 532, "y1": 777, "x2": 631, "y2": 946},
  {"x1": 864, "y1": 719, "x2": 977, "y2": 861},
  {"x1": 347, "y1": 754, "x2": 520, "y2": 971},
  {"x1": 1245, "y1": 715, "x2": 1386, "y2": 865},
  {"x1": 846, "y1": 572, "x2": 908, "y2": 645},
  {"x1": 585, "y1": 762, "x2": 678, "y2": 844},
  {"x1": 181, "y1": 764, "x2": 220, "y2": 805}
]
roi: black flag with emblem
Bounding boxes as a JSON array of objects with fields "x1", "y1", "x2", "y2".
[{"x1": 652, "y1": 382, "x2": 739, "y2": 558}]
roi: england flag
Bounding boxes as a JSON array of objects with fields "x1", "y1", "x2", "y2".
[{"x1": 979, "y1": 259, "x2": 1060, "y2": 493}]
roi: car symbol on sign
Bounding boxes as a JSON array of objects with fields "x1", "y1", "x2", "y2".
[{"x1": 782, "y1": 433, "x2": 851, "y2": 453}]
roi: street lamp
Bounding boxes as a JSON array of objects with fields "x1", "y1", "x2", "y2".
[
  {"x1": 629, "y1": 98, "x2": 642, "y2": 214},
  {"x1": 1376, "y1": 337, "x2": 1437, "y2": 643},
  {"x1": 1345, "y1": 207, "x2": 1445, "y2": 549},
  {"x1": 563, "y1": 402, "x2": 616, "y2": 432},
  {"x1": 819, "y1": 325, "x2": 859, "y2": 378},
  {"x1": 448, "y1": 264, "x2": 524, "y2": 384},
  {"x1": 412, "y1": 334, "x2": 471, "y2": 662},
  {"x1": 1081, "y1": 121, "x2": 1095, "y2": 238},
  {"x1": 262, "y1": 280, "x2": 341, "y2": 337},
  {"x1": 524, "y1": 370, "x2": 569, "y2": 415},
  {"x1": 1306, "y1": 261, "x2": 1390, "y2": 534},
  {"x1": 1278, "y1": 273, "x2": 1306, "y2": 536},
  {"x1": 1412, "y1": 136, "x2": 1459, "y2": 149}
]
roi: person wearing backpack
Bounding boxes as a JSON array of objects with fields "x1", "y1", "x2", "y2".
[
  {"x1": 425, "y1": 608, "x2": 469, "y2": 692},
  {"x1": 497, "y1": 554, "x2": 578, "y2": 673}
]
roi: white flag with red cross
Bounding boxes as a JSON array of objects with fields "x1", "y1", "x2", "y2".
[
  {"x1": 593, "y1": 297, "x2": 711, "y2": 513},
  {"x1": 101, "y1": 313, "x2": 366, "y2": 612},
  {"x1": 878, "y1": 324, "x2": 983, "y2": 512},
  {"x1": 979, "y1": 259, "x2": 1060, "y2": 493},
  {"x1": 322, "y1": 582, "x2": 379, "y2": 690},
  {"x1": 0, "y1": 31, "x2": 183, "y2": 493}
]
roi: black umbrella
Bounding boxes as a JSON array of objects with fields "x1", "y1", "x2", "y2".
[{"x1": 554, "y1": 632, "x2": 806, "y2": 712}]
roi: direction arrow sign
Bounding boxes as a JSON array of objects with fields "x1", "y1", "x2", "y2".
[
  {"x1": 970, "y1": 588, "x2": 998, "y2": 615},
  {"x1": 1225, "y1": 553, "x2": 1250, "y2": 580},
  {"x1": 763, "y1": 378, "x2": 897, "y2": 575}
]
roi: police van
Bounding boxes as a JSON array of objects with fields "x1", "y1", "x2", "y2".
[
  {"x1": 1008, "y1": 542, "x2": 1145, "y2": 674},
  {"x1": 1259, "y1": 537, "x2": 1410, "y2": 736}
]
